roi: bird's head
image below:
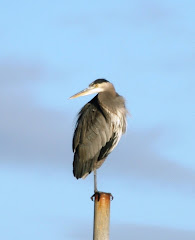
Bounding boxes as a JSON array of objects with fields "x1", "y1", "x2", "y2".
[{"x1": 69, "y1": 79, "x2": 114, "y2": 99}]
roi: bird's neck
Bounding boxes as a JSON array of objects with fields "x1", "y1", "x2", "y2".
[
  {"x1": 100, "y1": 84, "x2": 116, "y2": 97},
  {"x1": 98, "y1": 88, "x2": 118, "y2": 114}
]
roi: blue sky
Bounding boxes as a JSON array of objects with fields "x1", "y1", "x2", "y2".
[{"x1": 0, "y1": 0, "x2": 195, "y2": 239}]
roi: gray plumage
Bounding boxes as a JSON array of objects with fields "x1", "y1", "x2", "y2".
[{"x1": 70, "y1": 79, "x2": 127, "y2": 180}]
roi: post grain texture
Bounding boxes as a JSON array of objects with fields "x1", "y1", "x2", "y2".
[{"x1": 93, "y1": 192, "x2": 112, "y2": 240}]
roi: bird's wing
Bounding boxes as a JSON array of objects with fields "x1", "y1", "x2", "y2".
[{"x1": 73, "y1": 97, "x2": 114, "y2": 178}]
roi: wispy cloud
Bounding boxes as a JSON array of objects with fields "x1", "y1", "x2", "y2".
[
  {"x1": 0, "y1": 93, "x2": 70, "y2": 164},
  {"x1": 104, "y1": 129, "x2": 195, "y2": 193},
  {"x1": 58, "y1": 1, "x2": 178, "y2": 34},
  {"x1": 111, "y1": 223, "x2": 195, "y2": 240},
  {"x1": 0, "y1": 58, "x2": 45, "y2": 85},
  {"x1": 0, "y1": 59, "x2": 69, "y2": 164},
  {"x1": 69, "y1": 222, "x2": 195, "y2": 240}
]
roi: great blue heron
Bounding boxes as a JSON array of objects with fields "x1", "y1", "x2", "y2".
[{"x1": 70, "y1": 79, "x2": 127, "y2": 192}]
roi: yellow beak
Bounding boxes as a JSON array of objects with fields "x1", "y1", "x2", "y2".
[{"x1": 69, "y1": 86, "x2": 101, "y2": 99}]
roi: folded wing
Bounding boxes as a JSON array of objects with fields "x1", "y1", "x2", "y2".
[{"x1": 73, "y1": 96, "x2": 114, "y2": 179}]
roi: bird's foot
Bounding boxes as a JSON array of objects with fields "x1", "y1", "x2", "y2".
[{"x1": 91, "y1": 191, "x2": 101, "y2": 201}]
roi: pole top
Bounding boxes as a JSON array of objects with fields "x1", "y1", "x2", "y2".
[{"x1": 91, "y1": 192, "x2": 114, "y2": 201}]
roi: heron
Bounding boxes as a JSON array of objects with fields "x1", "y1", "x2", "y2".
[{"x1": 70, "y1": 79, "x2": 127, "y2": 192}]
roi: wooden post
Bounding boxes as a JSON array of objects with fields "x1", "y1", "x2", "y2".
[{"x1": 91, "y1": 192, "x2": 113, "y2": 240}]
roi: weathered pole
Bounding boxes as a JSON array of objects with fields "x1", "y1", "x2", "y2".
[{"x1": 91, "y1": 192, "x2": 113, "y2": 240}]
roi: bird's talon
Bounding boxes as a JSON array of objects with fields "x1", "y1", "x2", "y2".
[
  {"x1": 91, "y1": 193, "x2": 95, "y2": 201},
  {"x1": 96, "y1": 191, "x2": 101, "y2": 201},
  {"x1": 110, "y1": 194, "x2": 114, "y2": 201},
  {"x1": 91, "y1": 191, "x2": 101, "y2": 201}
]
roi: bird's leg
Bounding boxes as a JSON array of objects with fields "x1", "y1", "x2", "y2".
[
  {"x1": 94, "y1": 169, "x2": 98, "y2": 193},
  {"x1": 92, "y1": 169, "x2": 100, "y2": 201}
]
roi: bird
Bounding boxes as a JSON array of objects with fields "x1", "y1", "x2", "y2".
[{"x1": 70, "y1": 79, "x2": 127, "y2": 192}]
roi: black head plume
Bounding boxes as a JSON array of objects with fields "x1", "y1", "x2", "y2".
[{"x1": 89, "y1": 79, "x2": 109, "y2": 86}]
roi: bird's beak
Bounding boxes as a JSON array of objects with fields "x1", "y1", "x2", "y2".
[{"x1": 69, "y1": 86, "x2": 101, "y2": 99}]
